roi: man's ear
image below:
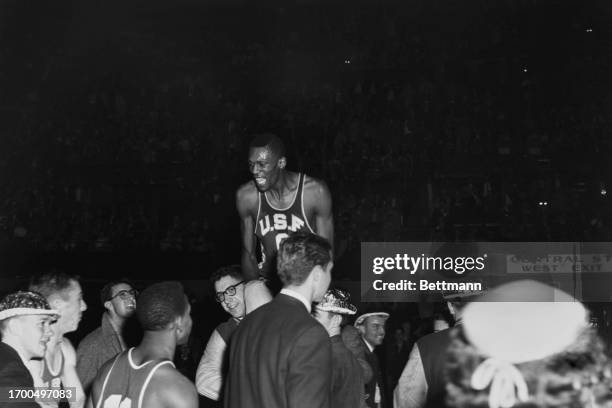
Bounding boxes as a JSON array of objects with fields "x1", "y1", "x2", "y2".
[
  {"x1": 278, "y1": 156, "x2": 287, "y2": 169},
  {"x1": 447, "y1": 301, "x2": 455, "y2": 317},
  {"x1": 103, "y1": 300, "x2": 113, "y2": 313},
  {"x1": 174, "y1": 315, "x2": 185, "y2": 336},
  {"x1": 311, "y1": 265, "x2": 324, "y2": 283}
]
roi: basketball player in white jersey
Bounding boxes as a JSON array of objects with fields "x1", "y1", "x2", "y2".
[
  {"x1": 86, "y1": 281, "x2": 197, "y2": 408},
  {"x1": 236, "y1": 133, "x2": 334, "y2": 282},
  {"x1": 29, "y1": 271, "x2": 88, "y2": 408}
]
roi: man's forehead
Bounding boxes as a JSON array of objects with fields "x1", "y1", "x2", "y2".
[
  {"x1": 365, "y1": 316, "x2": 388, "y2": 325},
  {"x1": 111, "y1": 283, "x2": 133, "y2": 295},
  {"x1": 248, "y1": 147, "x2": 274, "y2": 161},
  {"x1": 215, "y1": 275, "x2": 242, "y2": 292},
  {"x1": 50, "y1": 280, "x2": 81, "y2": 300},
  {"x1": 20, "y1": 314, "x2": 54, "y2": 323}
]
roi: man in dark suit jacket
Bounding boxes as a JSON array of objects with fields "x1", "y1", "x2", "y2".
[
  {"x1": 355, "y1": 311, "x2": 390, "y2": 408},
  {"x1": 0, "y1": 291, "x2": 58, "y2": 408},
  {"x1": 225, "y1": 232, "x2": 333, "y2": 408}
]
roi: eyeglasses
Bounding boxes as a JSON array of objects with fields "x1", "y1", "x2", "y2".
[
  {"x1": 108, "y1": 289, "x2": 138, "y2": 301},
  {"x1": 215, "y1": 281, "x2": 245, "y2": 303}
]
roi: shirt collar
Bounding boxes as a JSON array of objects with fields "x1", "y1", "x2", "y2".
[
  {"x1": 280, "y1": 288, "x2": 311, "y2": 312},
  {"x1": 363, "y1": 337, "x2": 375, "y2": 352}
]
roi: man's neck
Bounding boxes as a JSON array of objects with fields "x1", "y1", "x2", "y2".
[
  {"x1": 266, "y1": 171, "x2": 297, "y2": 201},
  {"x1": 108, "y1": 312, "x2": 125, "y2": 331},
  {"x1": 135, "y1": 332, "x2": 176, "y2": 362},
  {"x1": 281, "y1": 286, "x2": 313, "y2": 309},
  {"x1": 328, "y1": 327, "x2": 341, "y2": 337}
]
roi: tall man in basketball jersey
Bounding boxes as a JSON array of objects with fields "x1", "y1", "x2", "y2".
[
  {"x1": 86, "y1": 281, "x2": 197, "y2": 408},
  {"x1": 236, "y1": 133, "x2": 334, "y2": 281}
]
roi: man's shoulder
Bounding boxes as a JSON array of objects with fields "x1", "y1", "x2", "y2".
[
  {"x1": 148, "y1": 363, "x2": 197, "y2": 408},
  {"x1": 236, "y1": 181, "x2": 258, "y2": 201},
  {"x1": 236, "y1": 181, "x2": 258, "y2": 214},
  {"x1": 303, "y1": 174, "x2": 329, "y2": 195},
  {"x1": 0, "y1": 352, "x2": 33, "y2": 387},
  {"x1": 417, "y1": 328, "x2": 454, "y2": 350},
  {"x1": 237, "y1": 295, "x2": 314, "y2": 333},
  {"x1": 77, "y1": 326, "x2": 104, "y2": 351},
  {"x1": 302, "y1": 174, "x2": 332, "y2": 214}
]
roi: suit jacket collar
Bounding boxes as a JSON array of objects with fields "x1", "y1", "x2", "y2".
[
  {"x1": 279, "y1": 289, "x2": 311, "y2": 312},
  {"x1": 361, "y1": 336, "x2": 375, "y2": 353},
  {"x1": 275, "y1": 292, "x2": 313, "y2": 314}
]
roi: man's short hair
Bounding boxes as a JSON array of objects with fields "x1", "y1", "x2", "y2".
[
  {"x1": 100, "y1": 279, "x2": 134, "y2": 305},
  {"x1": 209, "y1": 265, "x2": 243, "y2": 285},
  {"x1": 29, "y1": 270, "x2": 79, "y2": 301},
  {"x1": 249, "y1": 133, "x2": 286, "y2": 158},
  {"x1": 277, "y1": 232, "x2": 332, "y2": 286},
  {"x1": 136, "y1": 281, "x2": 188, "y2": 331}
]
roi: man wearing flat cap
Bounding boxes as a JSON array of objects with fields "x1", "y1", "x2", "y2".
[
  {"x1": 355, "y1": 310, "x2": 389, "y2": 408},
  {"x1": 313, "y1": 289, "x2": 365, "y2": 408},
  {"x1": 0, "y1": 291, "x2": 58, "y2": 408}
]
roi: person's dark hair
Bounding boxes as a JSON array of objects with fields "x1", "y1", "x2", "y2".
[
  {"x1": 209, "y1": 265, "x2": 243, "y2": 286},
  {"x1": 277, "y1": 232, "x2": 332, "y2": 286},
  {"x1": 445, "y1": 327, "x2": 612, "y2": 408},
  {"x1": 136, "y1": 281, "x2": 188, "y2": 331},
  {"x1": 100, "y1": 279, "x2": 134, "y2": 305},
  {"x1": 29, "y1": 270, "x2": 79, "y2": 301},
  {"x1": 249, "y1": 133, "x2": 286, "y2": 158}
]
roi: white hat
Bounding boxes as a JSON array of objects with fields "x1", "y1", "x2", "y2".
[
  {"x1": 462, "y1": 280, "x2": 587, "y2": 364},
  {"x1": 354, "y1": 312, "x2": 390, "y2": 327},
  {"x1": 461, "y1": 280, "x2": 588, "y2": 408}
]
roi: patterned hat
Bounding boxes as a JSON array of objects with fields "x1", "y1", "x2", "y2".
[
  {"x1": 0, "y1": 291, "x2": 59, "y2": 321},
  {"x1": 354, "y1": 312, "x2": 390, "y2": 327},
  {"x1": 316, "y1": 289, "x2": 357, "y2": 315}
]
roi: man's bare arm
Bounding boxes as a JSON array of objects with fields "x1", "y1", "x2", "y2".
[
  {"x1": 311, "y1": 179, "x2": 334, "y2": 250},
  {"x1": 236, "y1": 184, "x2": 260, "y2": 280},
  {"x1": 155, "y1": 367, "x2": 199, "y2": 408}
]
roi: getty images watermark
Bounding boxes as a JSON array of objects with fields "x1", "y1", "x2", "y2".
[{"x1": 360, "y1": 242, "x2": 612, "y2": 302}]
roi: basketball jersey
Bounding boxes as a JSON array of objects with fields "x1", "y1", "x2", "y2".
[
  {"x1": 37, "y1": 349, "x2": 64, "y2": 408},
  {"x1": 95, "y1": 348, "x2": 174, "y2": 408},
  {"x1": 254, "y1": 173, "x2": 314, "y2": 276}
]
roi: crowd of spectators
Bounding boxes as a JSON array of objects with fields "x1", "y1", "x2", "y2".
[{"x1": 0, "y1": 0, "x2": 610, "y2": 264}]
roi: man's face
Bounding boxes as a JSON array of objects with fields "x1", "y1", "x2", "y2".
[
  {"x1": 177, "y1": 300, "x2": 192, "y2": 345},
  {"x1": 248, "y1": 147, "x2": 283, "y2": 192},
  {"x1": 214, "y1": 276, "x2": 246, "y2": 319},
  {"x1": 16, "y1": 315, "x2": 54, "y2": 359},
  {"x1": 107, "y1": 283, "x2": 137, "y2": 319},
  {"x1": 52, "y1": 280, "x2": 87, "y2": 335},
  {"x1": 359, "y1": 316, "x2": 387, "y2": 347},
  {"x1": 313, "y1": 262, "x2": 333, "y2": 303}
]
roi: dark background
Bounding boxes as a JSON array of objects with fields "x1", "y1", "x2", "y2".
[{"x1": 0, "y1": 0, "x2": 611, "y2": 355}]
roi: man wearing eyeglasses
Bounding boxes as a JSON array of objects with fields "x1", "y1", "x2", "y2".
[
  {"x1": 76, "y1": 280, "x2": 138, "y2": 394},
  {"x1": 196, "y1": 266, "x2": 246, "y2": 407}
]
